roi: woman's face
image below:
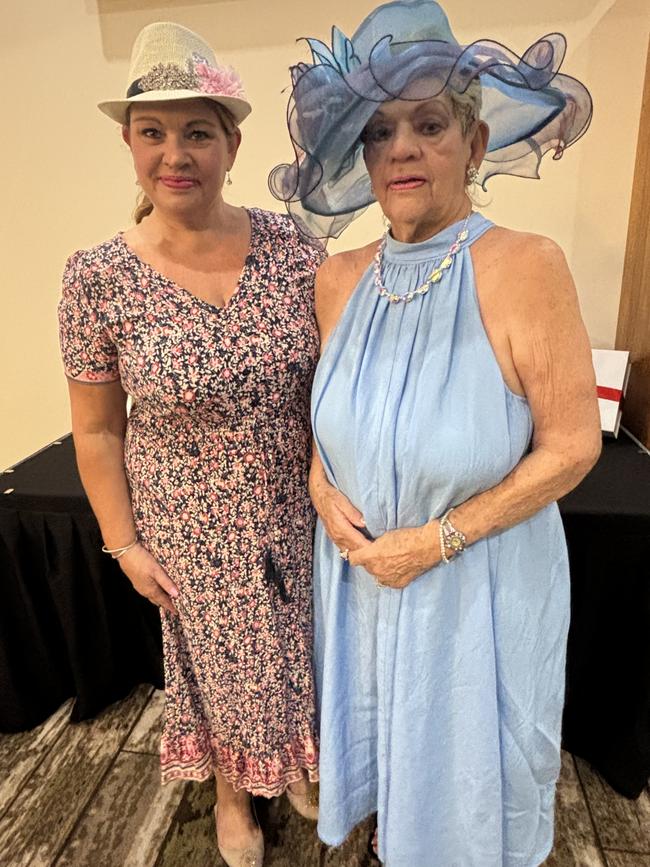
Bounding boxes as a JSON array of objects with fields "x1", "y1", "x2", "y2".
[
  {"x1": 123, "y1": 99, "x2": 240, "y2": 221},
  {"x1": 362, "y1": 94, "x2": 488, "y2": 241}
]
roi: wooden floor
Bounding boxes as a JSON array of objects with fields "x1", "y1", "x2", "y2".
[{"x1": 1, "y1": 687, "x2": 649, "y2": 867}]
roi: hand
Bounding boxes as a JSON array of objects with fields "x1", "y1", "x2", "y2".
[
  {"x1": 348, "y1": 524, "x2": 441, "y2": 590},
  {"x1": 309, "y1": 462, "x2": 371, "y2": 557},
  {"x1": 118, "y1": 543, "x2": 179, "y2": 615}
]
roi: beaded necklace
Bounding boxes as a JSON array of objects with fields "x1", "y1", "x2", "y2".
[{"x1": 373, "y1": 211, "x2": 472, "y2": 304}]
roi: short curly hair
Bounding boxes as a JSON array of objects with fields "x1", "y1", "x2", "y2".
[{"x1": 448, "y1": 78, "x2": 482, "y2": 137}]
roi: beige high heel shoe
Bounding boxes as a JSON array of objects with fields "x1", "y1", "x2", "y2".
[
  {"x1": 286, "y1": 780, "x2": 319, "y2": 822},
  {"x1": 214, "y1": 803, "x2": 264, "y2": 867}
]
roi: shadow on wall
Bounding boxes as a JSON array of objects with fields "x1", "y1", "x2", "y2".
[
  {"x1": 90, "y1": 0, "x2": 376, "y2": 57},
  {"x1": 89, "y1": 0, "x2": 608, "y2": 59}
]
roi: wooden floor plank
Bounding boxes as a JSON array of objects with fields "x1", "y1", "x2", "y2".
[
  {"x1": 3, "y1": 680, "x2": 646, "y2": 867},
  {"x1": 155, "y1": 783, "x2": 326, "y2": 867},
  {"x1": 0, "y1": 686, "x2": 151, "y2": 867},
  {"x1": 543, "y1": 752, "x2": 606, "y2": 866},
  {"x1": 576, "y1": 757, "x2": 650, "y2": 853},
  {"x1": 257, "y1": 793, "x2": 324, "y2": 866},
  {"x1": 55, "y1": 753, "x2": 186, "y2": 867},
  {"x1": 605, "y1": 853, "x2": 650, "y2": 867},
  {"x1": 322, "y1": 815, "x2": 375, "y2": 866},
  {"x1": 123, "y1": 689, "x2": 165, "y2": 756},
  {"x1": 0, "y1": 700, "x2": 73, "y2": 819},
  {"x1": 153, "y1": 779, "x2": 217, "y2": 867}
]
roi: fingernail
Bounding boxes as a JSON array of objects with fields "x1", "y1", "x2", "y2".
[{"x1": 170, "y1": 588, "x2": 179, "y2": 598}]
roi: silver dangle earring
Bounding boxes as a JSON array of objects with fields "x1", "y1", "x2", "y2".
[
  {"x1": 226, "y1": 171, "x2": 232, "y2": 186},
  {"x1": 466, "y1": 164, "x2": 479, "y2": 185}
]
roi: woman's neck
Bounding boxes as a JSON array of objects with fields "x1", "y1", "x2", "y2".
[
  {"x1": 389, "y1": 197, "x2": 471, "y2": 244},
  {"x1": 137, "y1": 200, "x2": 242, "y2": 252}
]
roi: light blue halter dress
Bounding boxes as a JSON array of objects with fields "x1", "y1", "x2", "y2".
[{"x1": 311, "y1": 213, "x2": 570, "y2": 867}]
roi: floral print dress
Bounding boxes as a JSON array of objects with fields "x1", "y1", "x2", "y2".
[{"x1": 58, "y1": 208, "x2": 325, "y2": 794}]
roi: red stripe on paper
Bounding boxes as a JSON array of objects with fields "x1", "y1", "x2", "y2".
[{"x1": 597, "y1": 385, "x2": 622, "y2": 402}]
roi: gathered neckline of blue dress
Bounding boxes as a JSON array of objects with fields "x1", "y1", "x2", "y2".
[{"x1": 383, "y1": 211, "x2": 491, "y2": 264}]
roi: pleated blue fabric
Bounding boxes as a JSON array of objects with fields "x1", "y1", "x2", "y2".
[{"x1": 312, "y1": 212, "x2": 570, "y2": 867}]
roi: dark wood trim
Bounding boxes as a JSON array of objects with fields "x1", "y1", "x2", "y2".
[{"x1": 616, "y1": 38, "x2": 650, "y2": 448}]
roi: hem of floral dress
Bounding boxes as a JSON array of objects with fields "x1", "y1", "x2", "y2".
[{"x1": 160, "y1": 734, "x2": 320, "y2": 798}]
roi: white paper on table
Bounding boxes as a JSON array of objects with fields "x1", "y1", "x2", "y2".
[{"x1": 591, "y1": 349, "x2": 631, "y2": 437}]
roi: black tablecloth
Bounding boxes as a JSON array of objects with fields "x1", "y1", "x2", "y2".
[
  {"x1": 1, "y1": 433, "x2": 648, "y2": 798},
  {"x1": 559, "y1": 433, "x2": 650, "y2": 799},
  {"x1": 0, "y1": 436, "x2": 163, "y2": 731}
]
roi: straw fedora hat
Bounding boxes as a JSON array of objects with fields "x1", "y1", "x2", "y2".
[{"x1": 98, "y1": 22, "x2": 252, "y2": 125}]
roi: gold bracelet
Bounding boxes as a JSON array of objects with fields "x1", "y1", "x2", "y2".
[{"x1": 101, "y1": 539, "x2": 138, "y2": 560}]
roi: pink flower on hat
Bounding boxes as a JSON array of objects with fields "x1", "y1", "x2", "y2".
[{"x1": 194, "y1": 61, "x2": 245, "y2": 98}]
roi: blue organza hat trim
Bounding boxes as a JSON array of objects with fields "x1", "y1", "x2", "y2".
[{"x1": 269, "y1": 0, "x2": 592, "y2": 239}]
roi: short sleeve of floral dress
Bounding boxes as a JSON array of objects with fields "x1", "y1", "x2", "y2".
[{"x1": 58, "y1": 208, "x2": 326, "y2": 794}]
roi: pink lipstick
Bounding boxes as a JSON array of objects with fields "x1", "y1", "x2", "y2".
[
  {"x1": 159, "y1": 176, "x2": 198, "y2": 189},
  {"x1": 389, "y1": 176, "x2": 426, "y2": 190}
]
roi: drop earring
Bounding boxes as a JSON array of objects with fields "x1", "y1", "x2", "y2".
[
  {"x1": 466, "y1": 164, "x2": 478, "y2": 185},
  {"x1": 226, "y1": 171, "x2": 232, "y2": 186}
]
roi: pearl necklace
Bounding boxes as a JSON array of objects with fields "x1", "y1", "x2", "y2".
[{"x1": 373, "y1": 211, "x2": 472, "y2": 304}]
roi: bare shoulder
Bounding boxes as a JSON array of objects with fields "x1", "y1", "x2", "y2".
[
  {"x1": 316, "y1": 241, "x2": 376, "y2": 293},
  {"x1": 476, "y1": 224, "x2": 566, "y2": 266},
  {"x1": 315, "y1": 241, "x2": 377, "y2": 345},
  {"x1": 474, "y1": 225, "x2": 575, "y2": 310}
]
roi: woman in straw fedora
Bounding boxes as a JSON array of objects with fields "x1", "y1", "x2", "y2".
[
  {"x1": 59, "y1": 21, "x2": 323, "y2": 867},
  {"x1": 272, "y1": 1, "x2": 601, "y2": 864}
]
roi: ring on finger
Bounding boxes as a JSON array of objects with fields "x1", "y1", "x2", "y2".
[{"x1": 339, "y1": 548, "x2": 349, "y2": 561}]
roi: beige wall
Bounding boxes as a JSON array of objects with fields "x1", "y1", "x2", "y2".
[{"x1": 1, "y1": 0, "x2": 648, "y2": 469}]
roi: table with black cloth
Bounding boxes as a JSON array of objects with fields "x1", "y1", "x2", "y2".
[
  {"x1": 1, "y1": 433, "x2": 648, "y2": 799},
  {"x1": 0, "y1": 435, "x2": 163, "y2": 732},
  {"x1": 559, "y1": 431, "x2": 650, "y2": 799}
]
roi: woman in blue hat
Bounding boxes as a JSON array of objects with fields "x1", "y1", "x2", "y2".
[{"x1": 272, "y1": 2, "x2": 601, "y2": 864}]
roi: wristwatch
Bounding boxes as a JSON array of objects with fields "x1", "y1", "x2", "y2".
[{"x1": 438, "y1": 508, "x2": 467, "y2": 564}]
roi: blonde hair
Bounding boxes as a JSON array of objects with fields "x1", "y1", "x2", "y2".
[
  {"x1": 448, "y1": 78, "x2": 482, "y2": 137},
  {"x1": 129, "y1": 100, "x2": 238, "y2": 224}
]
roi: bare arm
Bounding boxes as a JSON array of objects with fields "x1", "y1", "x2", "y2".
[
  {"x1": 309, "y1": 252, "x2": 375, "y2": 555},
  {"x1": 68, "y1": 379, "x2": 179, "y2": 613},
  {"x1": 349, "y1": 236, "x2": 601, "y2": 586},
  {"x1": 69, "y1": 380, "x2": 135, "y2": 546},
  {"x1": 309, "y1": 444, "x2": 369, "y2": 553},
  {"x1": 448, "y1": 237, "x2": 600, "y2": 544}
]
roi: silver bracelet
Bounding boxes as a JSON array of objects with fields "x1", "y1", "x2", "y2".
[
  {"x1": 101, "y1": 539, "x2": 139, "y2": 560},
  {"x1": 438, "y1": 508, "x2": 467, "y2": 564}
]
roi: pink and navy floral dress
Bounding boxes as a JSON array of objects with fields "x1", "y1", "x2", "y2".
[{"x1": 58, "y1": 208, "x2": 325, "y2": 794}]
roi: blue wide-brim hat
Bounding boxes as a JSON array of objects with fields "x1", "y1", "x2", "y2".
[{"x1": 269, "y1": 0, "x2": 592, "y2": 239}]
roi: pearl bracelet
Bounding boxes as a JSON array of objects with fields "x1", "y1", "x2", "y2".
[
  {"x1": 101, "y1": 539, "x2": 139, "y2": 560},
  {"x1": 438, "y1": 508, "x2": 467, "y2": 564}
]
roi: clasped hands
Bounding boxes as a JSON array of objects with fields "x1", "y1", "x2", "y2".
[{"x1": 310, "y1": 468, "x2": 441, "y2": 590}]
